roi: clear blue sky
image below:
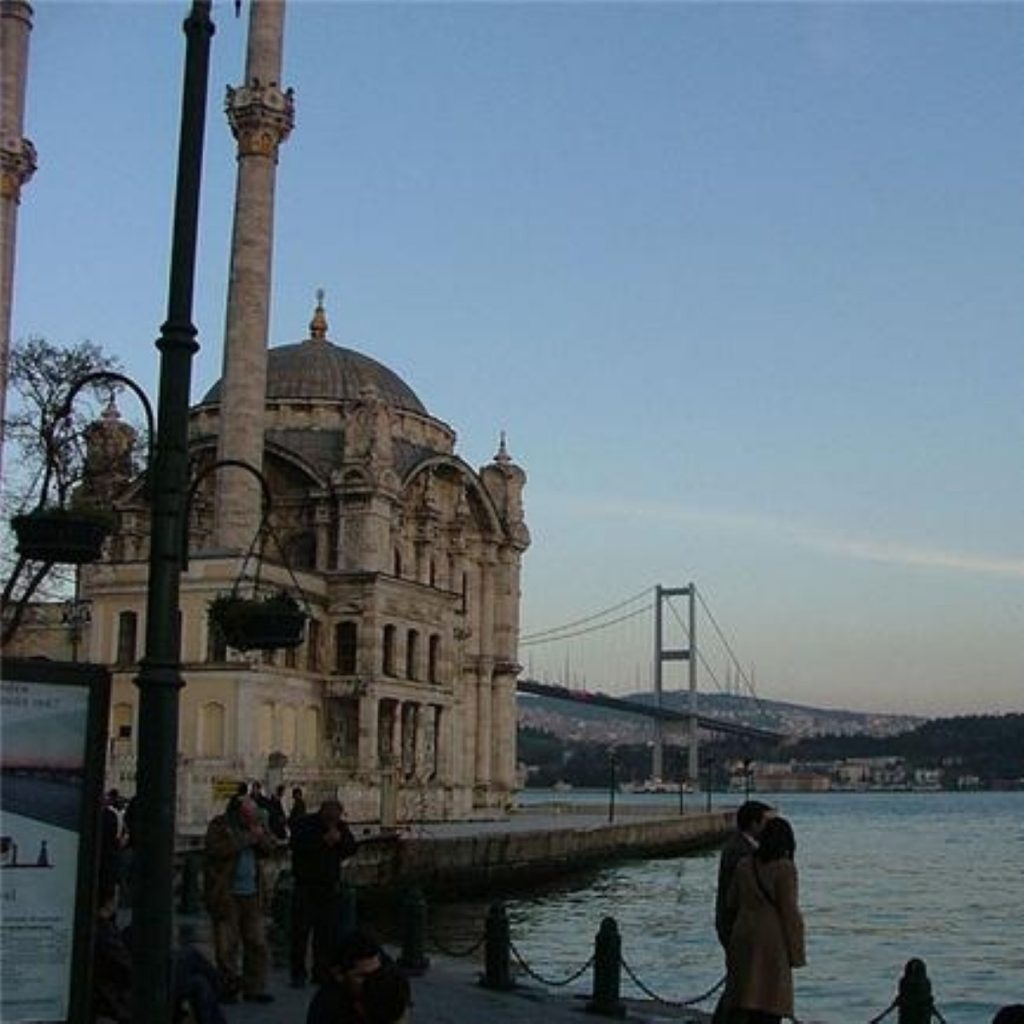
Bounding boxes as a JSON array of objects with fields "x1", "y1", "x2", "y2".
[{"x1": 11, "y1": 1, "x2": 1024, "y2": 715}]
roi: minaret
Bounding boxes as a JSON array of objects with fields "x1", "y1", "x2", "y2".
[
  {"x1": 213, "y1": 0, "x2": 294, "y2": 550},
  {"x1": 0, "y1": 0, "x2": 37, "y2": 476}
]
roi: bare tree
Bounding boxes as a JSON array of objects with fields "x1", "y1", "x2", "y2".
[{"x1": 2, "y1": 336, "x2": 127, "y2": 645}]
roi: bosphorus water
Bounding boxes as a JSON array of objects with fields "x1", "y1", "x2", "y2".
[{"x1": 429, "y1": 791, "x2": 1022, "y2": 1023}]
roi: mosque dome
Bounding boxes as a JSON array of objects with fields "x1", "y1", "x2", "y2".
[{"x1": 200, "y1": 293, "x2": 427, "y2": 415}]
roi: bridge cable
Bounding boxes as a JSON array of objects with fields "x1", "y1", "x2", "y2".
[
  {"x1": 520, "y1": 585, "x2": 653, "y2": 642},
  {"x1": 520, "y1": 602, "x2": 652, "y2": 647}
]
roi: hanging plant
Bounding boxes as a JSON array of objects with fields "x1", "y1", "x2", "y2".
[
  {"x1": 208, "y1": 588, "x2": 307, "y2": 652},
  {"x1": 10, "y1": 505, "x2": 115, "y2": 565}
]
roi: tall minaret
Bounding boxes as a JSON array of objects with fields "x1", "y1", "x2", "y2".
[
  {"x1": 0, "y1": 0, "x2": 37, "y2": 476},
  {"x1": 213, "y1": 0, "x2": 293, "y2": 550}
]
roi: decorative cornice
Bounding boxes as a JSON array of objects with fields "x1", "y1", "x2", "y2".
[
  {"x1": 225, "y1": 78, "x2": 294, "y2": 159},
  {"x1": 0, "y1": 137, "x2": 37, "y2": 200}
]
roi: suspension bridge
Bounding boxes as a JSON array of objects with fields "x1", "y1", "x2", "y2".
[{"x1": 516, "y1": 583, "x2": 784, "y2": 781}]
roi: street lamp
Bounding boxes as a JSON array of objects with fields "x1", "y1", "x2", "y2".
[
  {"x1": 132, "y1": 4, "x2": 214, "y2": 1022},
  {"x1": 608, "y1": 749, "x2": 618, "y2": 824}
]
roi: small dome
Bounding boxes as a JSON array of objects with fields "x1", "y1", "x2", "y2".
[{"x1": 200, "y1": 293, "x2": 427, "y2": 414}]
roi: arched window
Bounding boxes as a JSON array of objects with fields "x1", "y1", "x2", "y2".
[
  {"x1": 116, "y1": 611, "x2": 138, "y2": 665},
  {"x1": 198, "y1": 702, "x2": 226, "y2": 758},
  {"x1": 281, "y1": 705, "x2": 297, "y2": 756},
  {"x1": 428, "y1": 634, "x2": 440, "y2": 684},
  {"x1": 335, "y1": 621, "x2": 357, "y2": 674},
  {"x1": 258, "y1": 702, "x2": 275, "y2": 755},
  {"x1": 406, "y1": 629, "x2": 419, "y2": 680},
  {"x1": 301, "y1": 706, "x2": 320, "y2": 758},
  {"x1": 382, "y1": 625, "x2": 396, "y2": 677}
]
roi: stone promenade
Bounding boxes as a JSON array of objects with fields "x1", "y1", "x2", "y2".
[{"x1": 219, "y1": 950, "x2": 712, "y2": 1023}]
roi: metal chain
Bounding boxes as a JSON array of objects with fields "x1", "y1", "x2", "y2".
[
  {"x1": 508, "y1": 940, "x2": 595, "y2": 988},
  {"x1": 619, "y1": 956, "x2": 725, "y2": 1008},
  {"x1": 427, "y1": 929, "x2": 486, "y2": 959},
  {"x1": 867, "y1": 998, "x2": 899, "y2": 1024},
  {"x1": 932, "y1": 1006, "x2": 949, "y2": 1024}
]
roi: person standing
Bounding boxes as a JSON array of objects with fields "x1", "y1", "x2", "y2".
[
  {"x1": 712, "y1": 800, "x2": 773, "y2": 1024},
  {"x1": 289, "y1": 799, "x2": 358, "y2": 987},
  {"x1": 288, "y1": 786, "x2": 307, "y2": 830},
  {"x1": 203, "y1": 795, "x2": 275, "y2": 1004},
  {"x1": 722, "y1": 816, "x2": 806, "y2": 1024}
]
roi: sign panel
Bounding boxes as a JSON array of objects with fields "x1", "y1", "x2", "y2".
[{"x1": 0, "y1": 659, "x2": 110, "y2": 1024}]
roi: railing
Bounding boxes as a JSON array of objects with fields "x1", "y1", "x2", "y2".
[{"x1": 171, "y1": 848, "x2": 959, "y2": 1023}]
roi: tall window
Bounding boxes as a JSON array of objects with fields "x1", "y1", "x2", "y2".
[
  {"x1": 116, "y1": 611, "x2": 138, "y2": 665},
  {"x1": 393, "y1": 548, "x2": 402, "y2": 577},
  {"x1": 198, "y1": 702, "x2": 226, "y2": 757},
  {"x1": 406, "y1": 629, "x2": 419, "y2": 680},
  {"x1": 461, "y1": 572, "x2": 469, "y2": 615},
  {"x1": 306, "y1": 619, "x2": 321, "y2": 672},
  {"x1": 207, "y1": 612, "x2": 227, "y2": 662},
  {"x1": 335, "y1": 621, "x2": 358, "y2": 674},
  {"x1": 382, "y1": 625, "x2": 396, "y2": 676},
  {"x1": 428, "y1": 634, "x2": 440, "y2": 684}
]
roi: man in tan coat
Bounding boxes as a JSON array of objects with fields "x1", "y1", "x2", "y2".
[{"x1": 203, "y1": 795, "x2": 274, "y2": 1003}]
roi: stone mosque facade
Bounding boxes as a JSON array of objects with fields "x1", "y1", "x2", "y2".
[
  {"x1": 4, "y1": 0, "x2": 530, "y2": 830},
  {"x1": 91, "y1": 297, "x2": 529, "y2": 829}
]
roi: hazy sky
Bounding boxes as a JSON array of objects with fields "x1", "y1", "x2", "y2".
[{"x1": 10, "y1": 1, "x2": 1024, "y2": 716}]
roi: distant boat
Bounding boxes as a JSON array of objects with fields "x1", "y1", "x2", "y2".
[
  {"x1": 552, "y1": 781, "x2": 573, "y2": 792},
  {"x1": 621, "y1": 778, "x2": 693, "y2": 795}
]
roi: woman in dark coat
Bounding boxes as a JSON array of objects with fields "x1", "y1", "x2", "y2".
[{"x1": 723, "y1": 816, "x2": 806, "y2": 1024}]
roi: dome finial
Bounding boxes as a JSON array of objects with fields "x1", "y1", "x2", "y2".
[
  {"x1": 310, "y1": 288, "x2": 329, "y2": 341},
  {"x1": 494, "y1": 430, "x2": 511, "y2": 464}
]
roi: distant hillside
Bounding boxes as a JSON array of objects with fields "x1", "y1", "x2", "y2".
[{"x1": 517, "y1": 688, "x2": 924, "y2": 742}]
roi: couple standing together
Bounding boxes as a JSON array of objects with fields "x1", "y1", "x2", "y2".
[{"x1": 714, "y1": 801, "x2": 806, "y2": 1024}]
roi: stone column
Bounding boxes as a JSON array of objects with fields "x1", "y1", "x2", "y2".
[
  {"x1": 414, "y1": 703, "x2": 428, "y2": 778},
  {"x1": 490, "y1": 672, "x2": 516, "y2": 790},
  {"x1": 357, "y1": 693, "x2": 379, "y2": 775},
  {"x1": 474, "y1": 661, "x2": 493, "y2": 787},
  {"x1": 434, "y1": 705, "x2": 450, "y2": 784},
  {"x1": 0, "y1": 0, "x2": 36, "y2": 476},
  {"x1": 213, "y1": 0, "x2": 294, "y2": 550}
]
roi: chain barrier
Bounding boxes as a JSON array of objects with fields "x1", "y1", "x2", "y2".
[
  {"x1": 427, "y1": 929, "x2": 486, "y2": 959},
  {"x1": 932, "y1": 1007, "x2": 949, "y2": 1024},
  {"x1": 867, "y1": 998, "x2": 899, "y2": 1023},
  {"x1": 508, "y1": 940, "x2": 595, "y2": 988},
  {"x1": 619, "y1": 955, "x2": 725, "y2": 1008}
]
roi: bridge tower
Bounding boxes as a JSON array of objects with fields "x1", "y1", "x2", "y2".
[{"x1": 653, "y1": 584, "x2": 698, "y2": 782}]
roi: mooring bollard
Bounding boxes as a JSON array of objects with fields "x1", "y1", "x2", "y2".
[
  {"x1": 398, "y1": 886, "x2": 430, "y2": 974},
  {"x1": 177, "y1": 849, "x2": 202, "y2": 915},
  {"x1": 586, "y1": 917, "x2": 625, "y2": 1018},
  {"x1": 270, "y1": 869, "x2": 294, "y2": 969},
  {"x1": 481, "y1": 901, "x2": 513, "y2": 991},
  {"x1": 897, "y1": 958, "x2": 933, "y2": 1024}
]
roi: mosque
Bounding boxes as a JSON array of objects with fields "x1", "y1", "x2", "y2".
[{"x1": 2, "y1": 1, "x2": 530, "y2": 828}]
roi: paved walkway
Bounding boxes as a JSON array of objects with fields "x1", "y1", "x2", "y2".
[{"x1": 219, "y1": 950, "x2": 712, "y2": 1023}]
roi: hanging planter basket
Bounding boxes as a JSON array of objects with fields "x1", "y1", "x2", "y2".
[
  {"x1": 10, "y1": 507, "x2": 113, "y2": 565},
  {"x1": 208, "y1": 589, "x2": 307, "y2": 652}
]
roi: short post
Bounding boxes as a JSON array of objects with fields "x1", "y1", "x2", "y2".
[
  {"x1": 480, "y1": 901, "x2": 513, "y2": 991},
  {"x1": 586, "y1": 917, "x2": 625, "y2": 1018},
  {"x1": 270, "y1": 869, "x2": 294, "y2": 969},
  {"x1": 177, "y1": 848, "x2": 202, "y2": 914},
  {"x1": 897, "y1": 958, "x2": 933, "y2": 1024},
  {"x1": 705, "y1": 756, "x2": 715, "y2": 812},
  {"x1": 398, "y1": 886, "x2": 430, "y2": 974}
]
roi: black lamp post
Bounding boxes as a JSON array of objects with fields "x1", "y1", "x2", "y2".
[
  {"x1": 131, "y1": 4, "x2": 214, "y2": 1022},
  {"x1": 705, "y1": 755, "x2": 715, "y2": 813}
]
